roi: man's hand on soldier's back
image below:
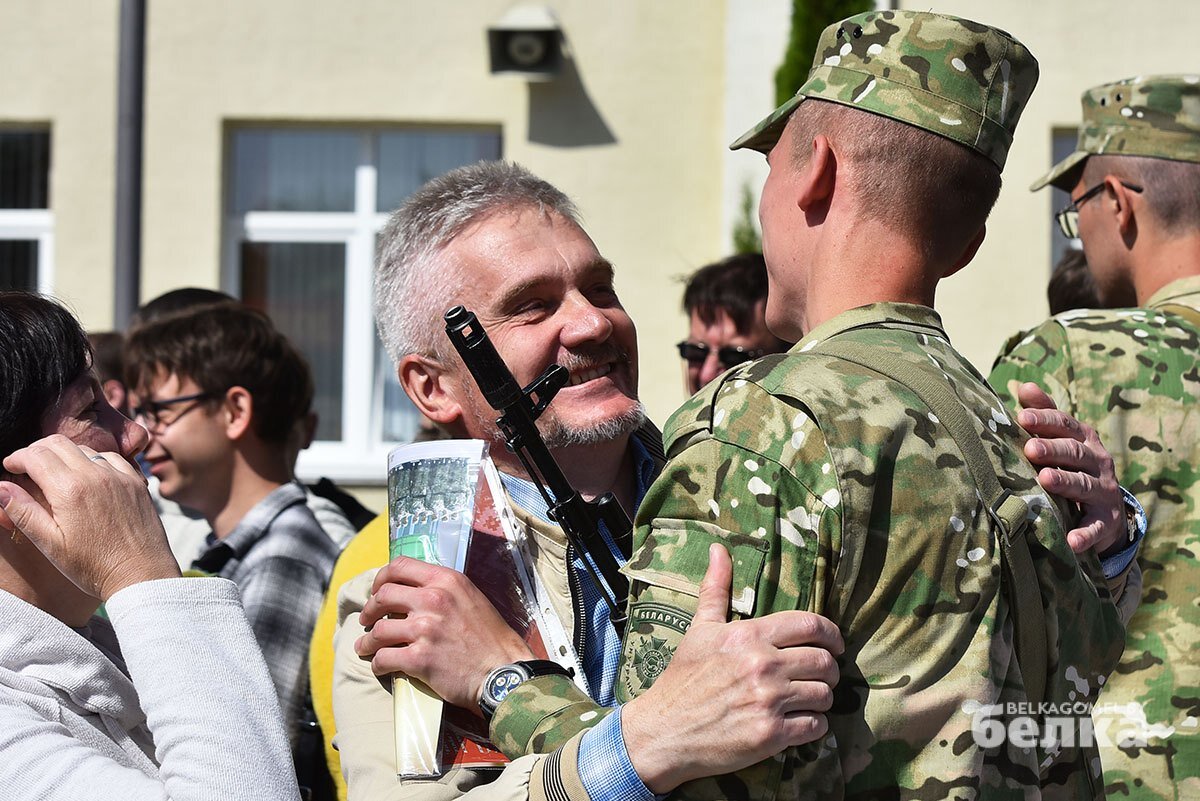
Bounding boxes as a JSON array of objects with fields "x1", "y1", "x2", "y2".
[
  {"x1": 621, "y1": 544, "x2": 843, "y2": 795},
  {"x1": 1012, "y1": 382, "x2": 1126, "y2": 555}
]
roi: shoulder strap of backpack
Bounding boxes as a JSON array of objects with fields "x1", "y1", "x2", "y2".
[{"x1": 809, "y1": 337, "x2": 1049, "y2": 705}]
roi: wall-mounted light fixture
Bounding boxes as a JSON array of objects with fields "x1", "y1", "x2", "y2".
[{"x1": 487, "y1": 5, "x2": 563, "y2": 81}]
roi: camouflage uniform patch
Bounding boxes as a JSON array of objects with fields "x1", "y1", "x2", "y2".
[
  {"x1": 612, "y1": 303, "x2": 1126, "y2": 800},
  {"x1": 620, "y1": 603, "x2": 689, "y2": 696},
  {"x1": 990, "y1": 276, "x2": 1200, "y2": 801}
]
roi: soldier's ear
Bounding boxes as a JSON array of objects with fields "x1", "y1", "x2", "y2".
[
  {"x1": 1108, "y1": 178, "x2": 1138, "y2": 239},
  {"x1": 398, "y1": 353, "x2": 463, "y2": 427},
  {"x1": 797, "y1": 134, "x2": 837, "y2": 213},
  {"x1": 944, "y1": 224, "x2": 987, "y2": 279}
]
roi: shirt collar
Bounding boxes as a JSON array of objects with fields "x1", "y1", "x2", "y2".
[
  {"x1": 1146, "y1": 274, "x2": 1200, "y2": 309},
  {"x1": 196, "y1": 482, "x2": 307, "y2": 564},
  {"x1": 792, "y1": 302, "x2": 948, "y2": 353},
  {"x1": 498, "y1": 435, "x2": 655, "y2": 525}
]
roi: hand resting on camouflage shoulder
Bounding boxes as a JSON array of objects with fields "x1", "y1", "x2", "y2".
[
  {"x1": 621, "y1": 544, "x2": 843, "y2": 794},
  {"x1": 1012, "y1": 382, "x2": 1125, "y2": 555}
]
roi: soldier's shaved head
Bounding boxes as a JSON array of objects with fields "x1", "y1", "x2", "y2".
[{"x1": 785, "y1": 99, "x2": 1001, "y2": 265}]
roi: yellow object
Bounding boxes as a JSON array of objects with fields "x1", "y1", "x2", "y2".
[{"x1": 309, "y1": 513, "x2": 389, "y2": 801}]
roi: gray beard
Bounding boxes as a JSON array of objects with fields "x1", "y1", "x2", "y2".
[
  {"x1": 538, "y1": 401, "x2": 646, "y2": 449},
  {"x1": 465, "y1": 394, "x2": 646, "y2": 451}
]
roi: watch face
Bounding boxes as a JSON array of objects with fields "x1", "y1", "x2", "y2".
[{"x1": 485, "y1": 666, "x2": 526, "y2": 705}]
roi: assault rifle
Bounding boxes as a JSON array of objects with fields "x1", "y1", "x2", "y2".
[{"x1": 444, "y1": 306, "x2": 630, "y2": 633}]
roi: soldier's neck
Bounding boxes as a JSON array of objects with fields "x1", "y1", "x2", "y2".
[
  {"x1": 1131, "y1": 230, "x2": 1200, "y2": 305},
  {"x1": 800, "y1": 219, "x2": 940, "y2": 334}
]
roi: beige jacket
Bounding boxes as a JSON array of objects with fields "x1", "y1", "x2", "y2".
[{"x1": 331, "y1": 505, "x2": 592, "y2": 801}]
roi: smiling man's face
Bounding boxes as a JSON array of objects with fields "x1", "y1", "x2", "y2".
[{"x1": 440, "y1": 207, "x2": 643, "y2": 449}]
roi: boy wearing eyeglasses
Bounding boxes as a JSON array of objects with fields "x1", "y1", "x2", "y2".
[
  {"x1": 125, "y1": 302, "x2": 339, "y2": 759},
  {"x1": 990, "y1": 74, "x2": 1200, "y2": 801}
]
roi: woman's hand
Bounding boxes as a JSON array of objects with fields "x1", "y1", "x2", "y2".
[{"x1": 0, "y1": 434, "x2": 181, "y2": 600}]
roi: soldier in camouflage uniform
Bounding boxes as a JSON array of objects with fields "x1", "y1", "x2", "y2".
[
  {"x1": 990, "y1": 75, "x2": 1200, "y2": 801},
  {"x1": 487, "y1": 11, "x2": 1143, "y2": 799}
]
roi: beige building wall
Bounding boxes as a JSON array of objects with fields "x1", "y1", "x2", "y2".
[
  {"x1": 0, "y1": 1, "x2": 118, "y2": 327},
  {"x1": 14, "y1": 1, "x2": 1194, "y2": 506},
  {"x1": 140, "y1": 0, "x2": 725, "y2": 438},
  {"x1": 896, "y1": 0, "x2": 1200, "y2": 371}
]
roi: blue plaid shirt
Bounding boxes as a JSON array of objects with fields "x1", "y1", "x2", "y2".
[{"x1": 499, "y1": 436, "x2": 659, "y2": 800}]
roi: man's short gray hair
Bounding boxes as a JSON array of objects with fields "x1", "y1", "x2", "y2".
[{"x1": 374, "y1": 160, "x2": 581, "y2": 363}]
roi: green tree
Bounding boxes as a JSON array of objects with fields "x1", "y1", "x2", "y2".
[
  {"x1": 775, "y1": 0, "x2": 873, "y2": 106},
  {"x1": 731, "y1": 182, "x2": 761, "y2": 254}
]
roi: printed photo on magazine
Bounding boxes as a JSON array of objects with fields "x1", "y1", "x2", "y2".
[{"x1": 386, "y1": 439, "x2": 578, "y2": 776}]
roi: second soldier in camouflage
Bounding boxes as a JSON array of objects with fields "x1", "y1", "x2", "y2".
[{"x1": 992, "y1": 73, "x2": 1200, "y2": 801}]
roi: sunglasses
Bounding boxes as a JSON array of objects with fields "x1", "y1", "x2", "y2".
[{"x1": 676, "y1": 340, "x2": 767, "y2": 370}]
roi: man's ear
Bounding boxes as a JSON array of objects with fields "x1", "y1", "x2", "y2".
[
  {"x1": 796, "y1": 134, "x2": 837, "y2": 213},
  {"x1": 944, "y1": 224, "x2": 987, "y2": 279},
  {"x1": 223, "y1": 387, "x2": 255, "y2": 440},
  {"x1": 398, "y1": 353, "x2": 463, "y2": 426},
  {"x1": 1108, "y1": 177, "x2": 1139, "y2": 239}
]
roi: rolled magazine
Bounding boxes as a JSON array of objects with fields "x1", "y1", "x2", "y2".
[{"x1": 387, "y1": 439, "x2": 577, "y2": 777}]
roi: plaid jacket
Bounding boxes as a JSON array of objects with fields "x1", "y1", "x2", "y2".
[{"x1": 192, "y1": 482, "x2": 340, "y2": 745}]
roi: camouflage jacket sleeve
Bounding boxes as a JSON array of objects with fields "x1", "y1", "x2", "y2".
[
  {"x1": 332, "y1": 569, "x2": 591, "y2": 801},
  {"x1": 488, "y1": 385, "x2": 842, "y2": 794},
  {"x1": 615, "y1": 381, "x2": 847, "y2": 797},
  {"x1": 988, "y1": 319, "x2": 1143, "y2": 613},
  {"x1": 988, "y1": 319, "x2": 1076, "y2": 419}
]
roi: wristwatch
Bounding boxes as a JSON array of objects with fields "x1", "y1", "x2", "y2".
[{"x1": 478, "y1": 660, "x2": 574, "y2": 719}]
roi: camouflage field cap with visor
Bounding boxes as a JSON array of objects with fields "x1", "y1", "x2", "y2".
[
  {"x1": 730, "y1": 9, "x2": 1039, "y2": 171},
  {"x1": 1031, "y1": 74, "x2": 1200, "y2": 191}
]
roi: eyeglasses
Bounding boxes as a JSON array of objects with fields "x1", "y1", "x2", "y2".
[
  {"x1": 676, "y1": 340, "x2": 767, "y2": 370},
  {"x1": 132, "y1": 391, "x2": 218, "y2": 430},
  {"x1": 1055, "y1": 181, "x2": 1144, "y2": 239}
]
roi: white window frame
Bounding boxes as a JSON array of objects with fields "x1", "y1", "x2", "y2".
[
  {"x1": 0, "y1": 209, "x2": 54, "y2": 294},
  {"x1": 224, "y1": 128, "x2": 499, "y2": 484},
  {"x1": 0, "y1": 127, "x2": 53, "y2": 293},
  {"x1": 224, "y1": 179, "x2": 391, "y2": 482}
]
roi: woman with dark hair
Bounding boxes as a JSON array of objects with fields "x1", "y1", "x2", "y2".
[{"x1": 0, "y1": 291, "x2": 297, "y2": 800}]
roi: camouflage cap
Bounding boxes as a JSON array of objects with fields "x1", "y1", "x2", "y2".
[
  {"x1": 730, "y1": 10, "x2": 1039, "y2": 171},
  {"x1": 1032, "y1": 75, "x2": 1200, "y2": 191}
]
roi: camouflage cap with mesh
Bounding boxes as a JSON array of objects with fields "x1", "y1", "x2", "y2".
[
  {"x1": 1031, "y1": 74, "x2": 1200, "y2": 191},
  {"x1": 730, "y1": 9, "x2": 1039, "y2": 171}
]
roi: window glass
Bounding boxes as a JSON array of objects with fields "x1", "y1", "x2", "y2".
[
  {"x1": 240, "y1": 241, "x2": 346, "y2": 441},
  {"x1": 0, "y1": 131, "x2": 50, "y2": 210},
  {"x1": 0, "y1": 239, "x2": 38, "y2": 290},
  {"x1": 1050, "y1": 129, "x2": 1079, "y2": 269},
  {"x1": 232, "y1": 130, "x2": 359, "y2": 213},
  {"x1": 377, "y1": 130, "x2": 501, "y2": 212},
  {"x1": 227, "y1": 125, "x2": 501, "y2": 476}
]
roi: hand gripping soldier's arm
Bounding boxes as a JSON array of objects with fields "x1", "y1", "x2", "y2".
[{"x1": 990, "y1": 323, "x2": 1146, "y2": 610}]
